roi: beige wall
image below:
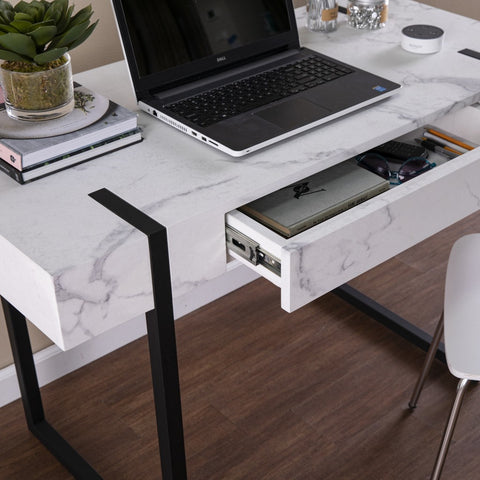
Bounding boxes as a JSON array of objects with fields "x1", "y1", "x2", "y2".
[
  {"x1": 415, "y1": 0, "x2": 480, "y2": 20},
  {"x1": 0, "y1": 0, "x2": 479, "y2": 369},
  {"x1": 69, "y1": 0, "x2": 124, "y2": 73}
]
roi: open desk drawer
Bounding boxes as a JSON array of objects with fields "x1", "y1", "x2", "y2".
[{"x1": 226, "y1": 116, "x2": 480, "y2": 312}]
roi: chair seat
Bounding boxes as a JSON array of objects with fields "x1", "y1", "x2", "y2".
[
  {"x1": 409, "y1": 233, "x2": 480, "y2": 480},
  {"x1": 444, "y1": 234, "x2": 480, "y2": 380}
]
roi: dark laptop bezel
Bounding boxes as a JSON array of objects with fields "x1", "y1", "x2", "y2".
[{"x1": 111, "y1": 0, "x2": 301, "y2": 97}]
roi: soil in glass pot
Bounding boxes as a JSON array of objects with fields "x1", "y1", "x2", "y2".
[{"x1": 0, "y1": 54, "x2": 74, "y2": 122}]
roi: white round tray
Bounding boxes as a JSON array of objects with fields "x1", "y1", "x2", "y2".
[{"x1": 0, "y1": 85, "x2": 109, "y2": 139}]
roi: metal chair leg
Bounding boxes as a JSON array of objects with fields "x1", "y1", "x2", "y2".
[
  {"x1": 409, "y1": 311, "x2": 444, "y2": 409},
  {"x1": 431, "y1": 378, "x2": 470, "y2": 480}
]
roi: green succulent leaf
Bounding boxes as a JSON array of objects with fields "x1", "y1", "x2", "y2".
[
  {"x1": 0, "y1": 32, "x2": 36, "y2": 59},
  {"x1": 14, "y1": 3, "x2": 43, "y2": 23},
  {"x1": 55, "y1": 3, "x2": 73, "y2": 34},
  {"x1": 67, "y1": 5, "x2": 93, "y2": 28},
  {"x1": 10, "y1": 20, "x2": 34, "y2": 33},
  {"x1": 30, "y1": 19, "x2": 55, "y2": 28},
  {"x1": 0, "y1": 24, "x2": 18, "y2": 33},
  {"x1": 13, "y1": 12, "x2": 34, "y2": 22},
  {"x1": 44, "y1": 0, "x2": 68, "y2": 24},
  {"x1": 14, "y1": 1, "x2": 35, "y2": 12},
  {"x1": 0, "y1": 0, "x2": 97, "y2": 66},
  {"x1": 33, "y1": 45, "x2": 67, "y2": 64},
  {"x1": 0, "y1": 48, "x2": 30, "y2": 62},
  {"x1": 66, "y1": 18, "x2": 97, "y2": 50},
  {"x1": 53, "y1": 19, "x2": 90, "y2": 48},
  {"x1": 29, "y1": 24, "x2": 56, "y2": 46},
  {"x1": 28, "y1": 2, "x2": 46, "y2": 22},
  {"x1": 18, "y1": 2, "x2": 44, "y2": 14},
  {"x1": 0, "y1": 0, "x2": 14, "y2": 24},
  {"x1": 39, "y1": 0, "x2": 51, "y2": 11}
]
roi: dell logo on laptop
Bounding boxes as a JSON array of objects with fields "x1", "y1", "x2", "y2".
[{"x1": 216, "y1": 56, "x2": 227, "y2": 63}]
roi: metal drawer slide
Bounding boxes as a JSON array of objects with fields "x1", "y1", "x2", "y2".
[{"x1": 226, "y1": 225, "x2": 281, "y2": 276}]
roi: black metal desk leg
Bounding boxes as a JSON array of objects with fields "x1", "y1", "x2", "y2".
[
  {"x1": 89, "y1": 188, "x2": 188, "y2": 480},
  {"x1": 1, "y1": 296, "x2": 102, "y2": 479},
  {"x1": 145, "y1": 229, "x2": 187, "y2": 480},
  {"x1": 334, "y1": 284, "x2": 446, "y2": 363},
  {"x1": 146, "y1": 308, "x2": 187, "y2": 480}
]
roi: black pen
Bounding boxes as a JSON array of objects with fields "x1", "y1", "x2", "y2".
[{"x1": 415, "y1": 137, "x2": 458, "y2": 159}]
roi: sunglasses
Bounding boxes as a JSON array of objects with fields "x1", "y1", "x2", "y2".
[{"x1": 356, "y1": 153, "x2": 436, "y2": 185}]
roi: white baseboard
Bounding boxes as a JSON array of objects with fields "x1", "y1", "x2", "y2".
[{"x1": 0, "y1": 262, "x2": 259, "y2": 408}]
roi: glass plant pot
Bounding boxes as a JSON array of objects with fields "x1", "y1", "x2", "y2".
[{"x1": 0, "y1": 54, "x2": 74, "y2": 122}]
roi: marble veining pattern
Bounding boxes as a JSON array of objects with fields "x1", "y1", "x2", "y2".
[
  {"x1": 282, "y1": 154, "x2": 480, "y2": 311},
  {"x1": 0, "y1": 0, "x2": 480, "y2": 348}
]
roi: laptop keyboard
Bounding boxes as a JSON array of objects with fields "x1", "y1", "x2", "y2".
[{"x1": 164, "y1": 55, "x2": 353, "y2": 128}]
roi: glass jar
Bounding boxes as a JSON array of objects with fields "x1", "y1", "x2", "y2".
[
  {"x1": 0, "y1": 54, "x2": 74, "y2": 121},
  {"x1": 307, "y1": 0, "x2": 338, "y2": 33},
  {"x1": 347, "y1": 0, "x2": 388, "y2": 30}
]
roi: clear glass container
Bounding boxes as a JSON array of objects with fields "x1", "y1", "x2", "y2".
[
  {"x1": 307, "y1": 0, "x2": 338, "y2": 33},
  {"x1": 347, "y1": 0, "x2": 388, "y2": 30},
  {"x1": 0, "y1": 54, "x2": 74, "y2": 122}
]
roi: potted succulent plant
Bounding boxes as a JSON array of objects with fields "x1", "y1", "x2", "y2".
[{"x1": 0, "y1": 0, "x2": 98, "y2": 121}]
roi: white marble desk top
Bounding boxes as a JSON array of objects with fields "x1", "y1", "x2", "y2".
[{"x1": 1, "y1": 0, "x2": 479, "y2": 350}]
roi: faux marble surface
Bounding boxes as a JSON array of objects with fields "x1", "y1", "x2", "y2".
[
  {"x1": 1, "y1": 0, "x2": 480, "y2": 349},
  {"x1": 281, "y1": 146, "x2": 480, "y2": 310}
]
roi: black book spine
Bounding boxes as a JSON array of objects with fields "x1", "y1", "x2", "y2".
[{"x1": 0, "y1": 159, "x2": 25, "y2": 184}]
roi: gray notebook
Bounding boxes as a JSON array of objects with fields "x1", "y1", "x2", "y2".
[{"x1": 239, "y1": 160, "x2": 389, "y2": 238}]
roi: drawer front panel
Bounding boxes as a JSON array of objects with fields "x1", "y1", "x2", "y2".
[{"x1": 228, "y1": 148, "x2": 480, "y2": 312}]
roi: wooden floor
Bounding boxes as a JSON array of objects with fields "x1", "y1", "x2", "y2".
[{"x1": 3, "y1": 212, "x2": 480, "y2": 479}]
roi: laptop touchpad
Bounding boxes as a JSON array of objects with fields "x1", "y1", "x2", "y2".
[{"x1": 255, "y1": 98, "x2": 331, "y2": 131}]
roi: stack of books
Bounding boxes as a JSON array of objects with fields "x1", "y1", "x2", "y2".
[{"x1": 0, "y1": 85, "x2": 142, "y2": 184}]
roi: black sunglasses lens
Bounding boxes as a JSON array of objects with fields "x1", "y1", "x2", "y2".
[
  {"x1": 358, "y1": 154, "x2": 390, "y2": 179},
  {"x1": 398, "y1": 158, "x2": 431, "y2": 181}
]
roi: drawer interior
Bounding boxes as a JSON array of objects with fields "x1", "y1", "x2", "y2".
[{"x1": 225, "y1": 105, "x2": 480, "y2": 311}]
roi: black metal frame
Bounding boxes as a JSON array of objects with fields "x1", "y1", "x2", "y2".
[
  {"x1": 334, "y1": 284, "x2": 446, "y2": 363},
  {"x1": 1, "y1": 189, "x2": 446, "y2": 479},
  {"x1": 89, "y1": 188, "x2": 187, "y2": 480},
  {"x1": 1, "y1": 187, "x2": 188, "y2": 480},
  {"x1": 1, "y1": 296, "x2": 102, "y2": 479}
]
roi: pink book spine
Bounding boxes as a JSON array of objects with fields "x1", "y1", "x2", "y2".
[
  {"x1": 0, "y1": 87, "x2": 23, "y2": 170},
  {"x1": 0, "y1": 142, "x2": 22, "y2": 171}
]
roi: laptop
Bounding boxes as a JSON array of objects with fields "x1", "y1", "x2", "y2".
[{"x1": 111, "y1": 0, "x2": 401, "y2": 157}]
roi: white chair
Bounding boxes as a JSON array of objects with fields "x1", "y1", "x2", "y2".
[{"x1": 408, "y1": 233, "x2": 480, "y2": 480}]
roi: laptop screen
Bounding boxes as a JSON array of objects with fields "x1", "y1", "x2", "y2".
[{"x1": 113, "y1": 0, "x2": 299, "y2": 94}]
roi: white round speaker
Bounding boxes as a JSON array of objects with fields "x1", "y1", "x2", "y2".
[{"x1": 401, "y1": 24, "x2": 444, "y2": 54}]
